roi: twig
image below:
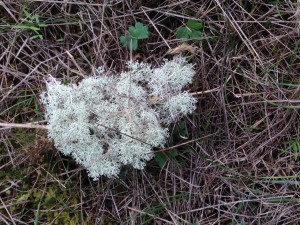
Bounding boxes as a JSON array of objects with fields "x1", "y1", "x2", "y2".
[
  {"x1": 66, "y1": 50, "x2": 86, "y2": 78},
  {"x1": 0, "y1": 122, "x2": 47, "y2": 129},
  {"x1": 141, "y1": 7, "x2": 171, "y2": 49},
  {"x1": 155, "y1": 132, "x2": 218, "y2": 153},
  {"x1": 190, "y1": 87, "x2": 220, "y2": 95}
]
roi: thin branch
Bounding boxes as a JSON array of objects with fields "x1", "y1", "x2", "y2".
[{"x1": 0, "y1": 122, "x2": 48, "y2": 129}]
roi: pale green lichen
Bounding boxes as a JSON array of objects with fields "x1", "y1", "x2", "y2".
[{"x1": 41, "y1": 56, "x2": 197, "y2": 180}]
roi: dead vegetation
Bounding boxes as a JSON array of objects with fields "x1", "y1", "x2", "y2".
[{"x1": 0, "y1": 0, "x2": 300, "y2": 224}]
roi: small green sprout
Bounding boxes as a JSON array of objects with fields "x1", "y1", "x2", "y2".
[
  {"x1": 176, "y1": 19, "x2": 203, "y2": 42},
  {"x1": 120, "y1": 22, "x2": 149, "y2": 51}
]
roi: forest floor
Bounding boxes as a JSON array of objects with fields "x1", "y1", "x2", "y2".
[{"x1": 0, "y1": 1, "x2": 300, "y2": 224}]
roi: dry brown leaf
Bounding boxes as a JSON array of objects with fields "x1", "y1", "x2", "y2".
[{"x1": 167, "y1": 43, "x2": 199, "y2": 55}]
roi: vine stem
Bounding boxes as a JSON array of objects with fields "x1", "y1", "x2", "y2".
[{"x1": 0, "y1": 122, "x2": 48, "y2": 129}]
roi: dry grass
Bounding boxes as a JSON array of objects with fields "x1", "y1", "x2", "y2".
[{"x1": 1, "y1": 0, "x2": 300, "y2": 224}]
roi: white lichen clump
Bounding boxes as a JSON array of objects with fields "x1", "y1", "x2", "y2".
[{"x1": 41, "y1": 56, "x2": 197, "y2": 180}]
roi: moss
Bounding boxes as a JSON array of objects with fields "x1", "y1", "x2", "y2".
[{"x1": 0, "y1": 129, "x2": 93, "y2": 224}]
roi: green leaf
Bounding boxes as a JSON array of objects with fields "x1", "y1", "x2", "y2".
[
  {"x1": 119, "y1": 35, "x2": 128, "y2": 46},
  {"x1": 177, "y1": 121, "x2": 188, "y2": 139},
  {"x1": 176, "y1": 20, "x2": 203, "y2": 42},
  {"x1": 176, "y1": 27, "x2": 191, "y2": 39},
  {"x1": 128, "y1": 22, "x2": 149, "y2": 39},
  {"x1": 23, "y1": 9, "x2": 31, "y2": 18},
  {"x1": 154, "y1": 150, "x2": 178, "y2": 168},
  {"x1": 31, "y1": 34, "x2": 43, "y2": 40},
  {"x1": 293, "y1": 141, "x2": 299, "y2": 161},
  {"x1": 34, "y1": 208, "x2": 41, "y2": 225},
  {"x1": 168, "y1": 149, "x2": 178, "y2": 158},
  {"x1": 12, "y1": 25, "x2": 40, "y2": 31},
  {"x1": 189, "y1": 30, "x2": 202, "y2": 42},
  {"x1": 120, "y1": 22, "x2": 149, "y2": 51},
  {"x1": 120, "y1": 35, "x2": 138, "y2": 50},
  {"x1": 187, "y1": 20, "x2": 203, "y2": 30},
  {"x1": 154, "y1": 152, "x2": 167, "y2": 168},
  {"x1": 189, "y1": 30, "x2": 202, "y2": 38}
]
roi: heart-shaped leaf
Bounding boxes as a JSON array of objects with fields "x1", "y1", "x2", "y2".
[
  {"x1": 128, "y1": 22, "x2": 149, "y2": 39},
  {"x1": 120, "y1": 35, "x2": 138, "y2": 50}
]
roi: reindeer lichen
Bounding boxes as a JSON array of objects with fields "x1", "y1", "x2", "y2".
[{"x1": 41, "y1": 56, "x2": 197, "y2": 180}]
